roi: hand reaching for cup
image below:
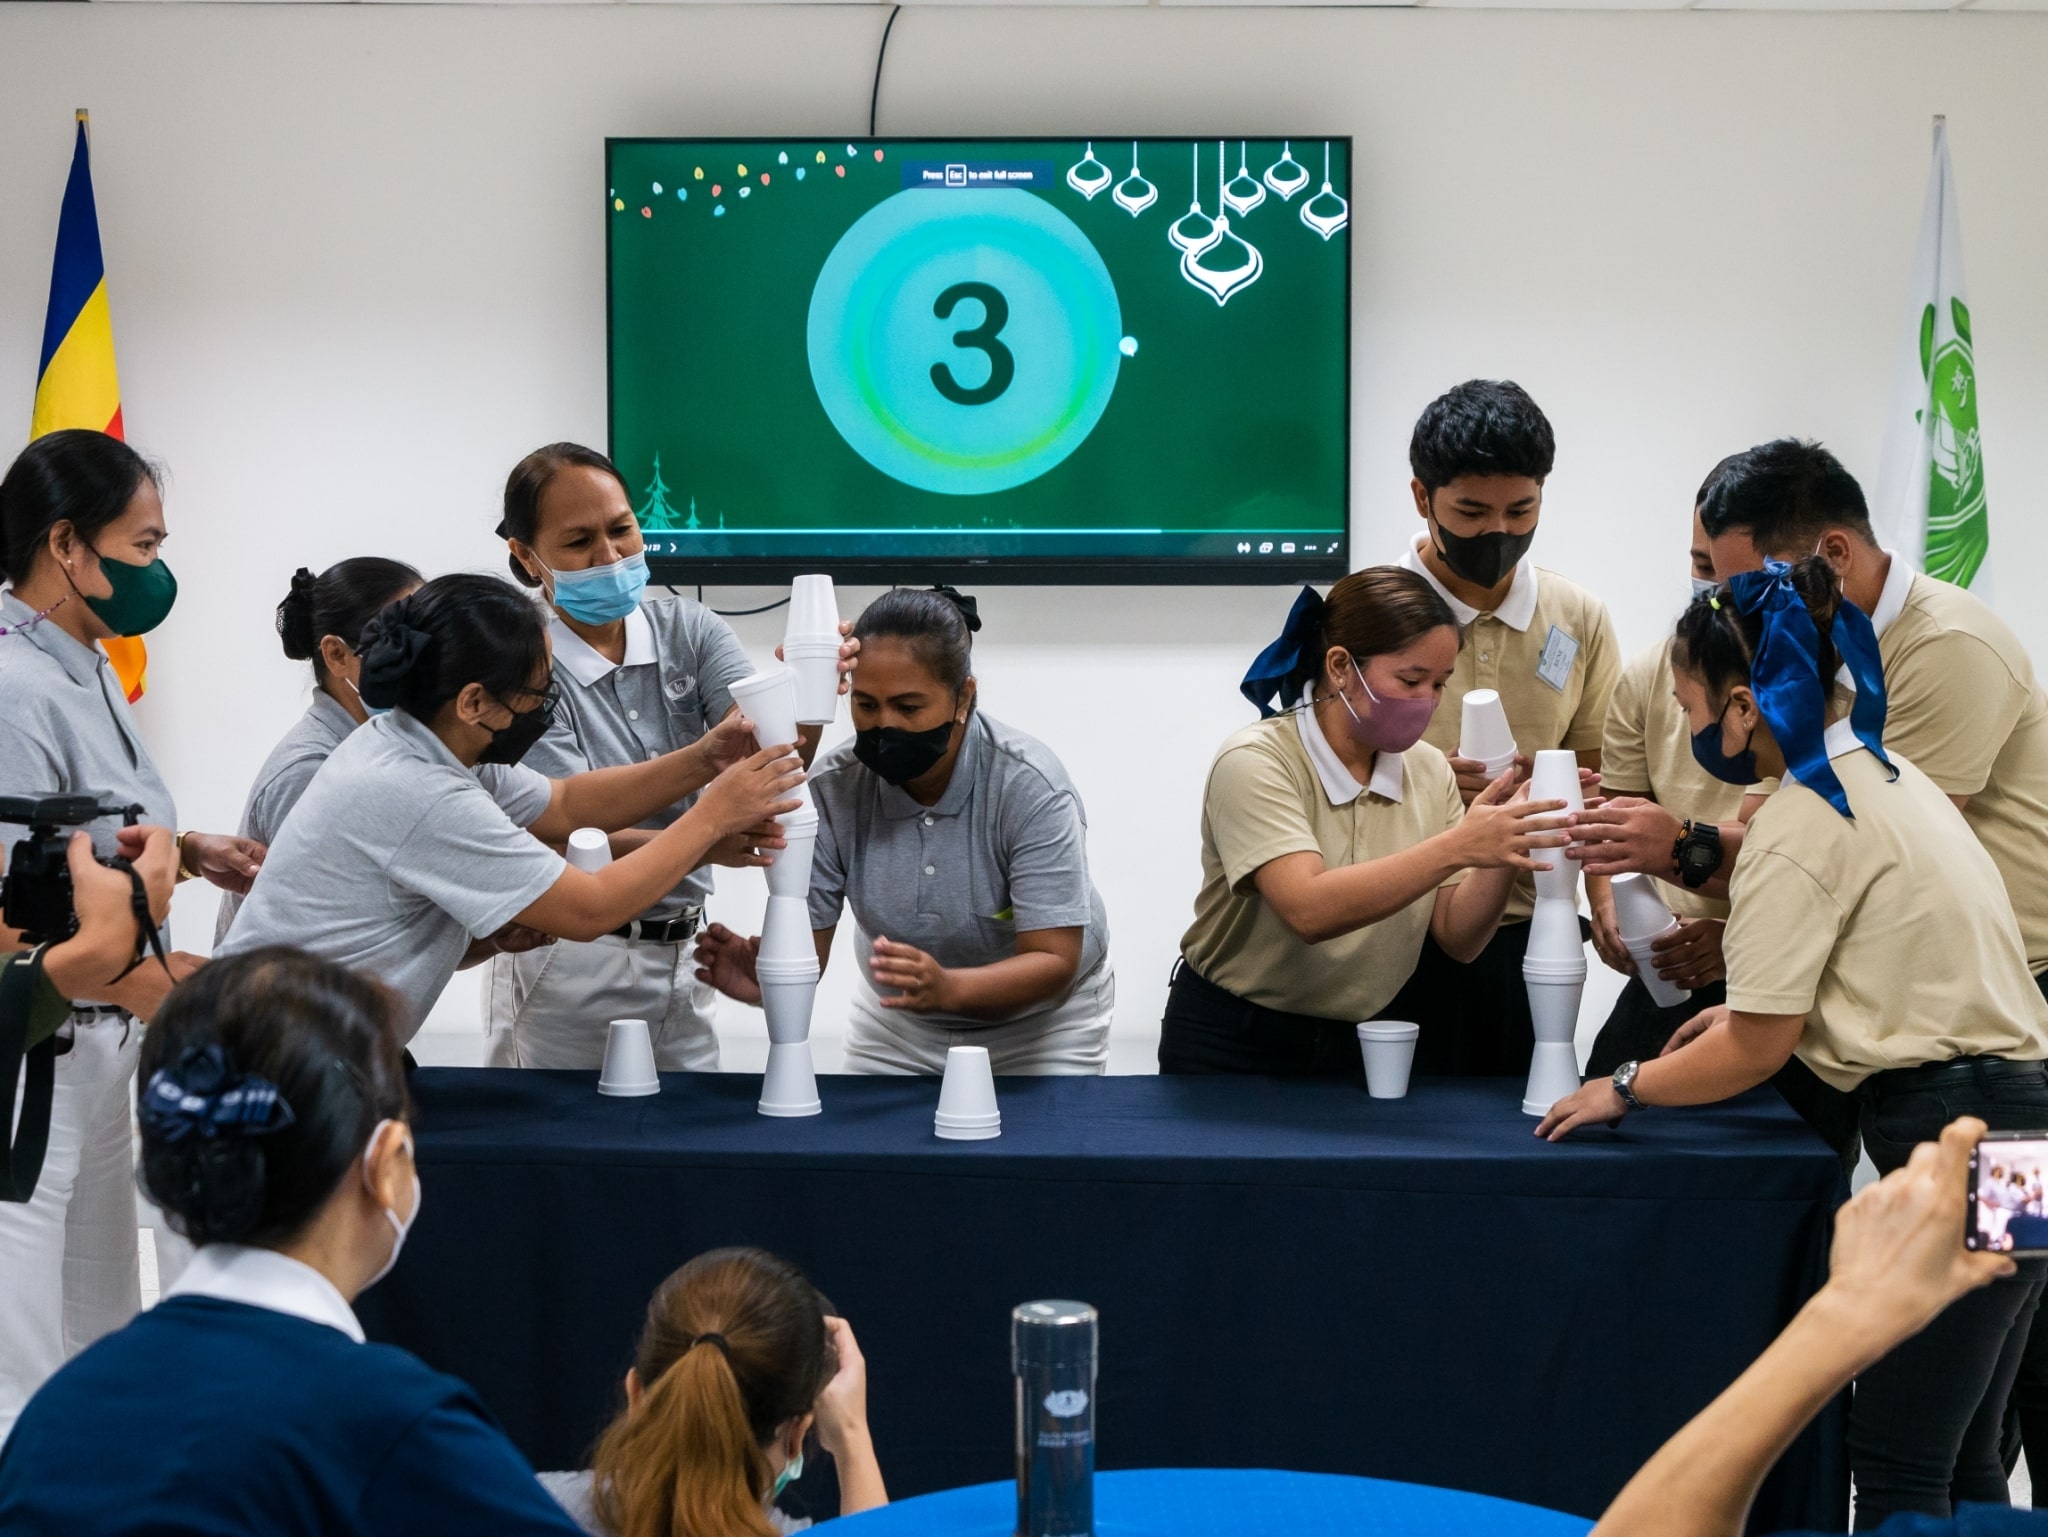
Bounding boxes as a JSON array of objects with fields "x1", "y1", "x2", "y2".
[
  {"x1": 1453, "y1": 773, "x2": 1570, "y2": 873},
  {"x1": 870, "y1": 937, "x2": 955, "y2": 1013},
  {"x1": 692, "y1": 743, "x2": 805, "y2": 839},
  {"x1": 694, "y1": 922, "x2": 762, "y2": 1004},
  {"x1": 1448, "y1": 752, "x2": 1532, "y2": 808}
]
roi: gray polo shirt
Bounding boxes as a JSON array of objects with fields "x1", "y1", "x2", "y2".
[
  {"x1": 0, "y1": 591, "x2": 176, "y2": 855},
  {"x1": 808, "y1": 711, "x2": 1109, "y2": 1025},
  {"x1": 214, "y1": 689, "x2": 360, "y2": 945},
  {"x1": 220, "y1": 709, "x2": 564, "y2": 1037},
  {"x1": 522, "y1": 596, "x2": 753, "y2": 921}
]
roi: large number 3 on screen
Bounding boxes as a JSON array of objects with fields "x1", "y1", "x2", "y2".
[{"x1": 930, "y1": 282, "x2": 1015, "y2": 406}]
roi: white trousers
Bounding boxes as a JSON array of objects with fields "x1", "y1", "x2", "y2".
[
  {"x1": 842, "y1": 957, "x2": 1116, "y2": 1077},
  {"x1": 0, "y1": 1015, "x2": 142, "y2": 1443},
  {"x1": 483, "y1": 933, "x2": 720, "y2": 1071}
]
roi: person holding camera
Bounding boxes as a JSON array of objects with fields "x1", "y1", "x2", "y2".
[{"x1": 0, "y1": 430, "x2": 261, "y2": 1441}]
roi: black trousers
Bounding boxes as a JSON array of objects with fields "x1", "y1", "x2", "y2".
[
  {"x1": 1377, "y1": 922, "x2": 1567, "y2": 1078},
  {"x1": 1849, "y1": 1059, "x2": 2048, "y2": 1529},
  {"x1": 1585, "y1": 976, "x2": 1863, "y2": 1174},
  {"x1": 1157, "y1": 963, "x2": 1365, "y2": 1077}
]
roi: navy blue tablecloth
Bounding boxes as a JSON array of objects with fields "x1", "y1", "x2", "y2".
[
  {"x1": 357, "y1": 1070, "x2": 1844, "y2": 1532},
  {"x1": 834, "y1": 1468, "x2": 1591, "y2": 1536}
]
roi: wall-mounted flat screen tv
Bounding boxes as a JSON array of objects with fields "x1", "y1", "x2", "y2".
[{"x1": 607, "y1": 136, "x2": 1351, "y2": 584}]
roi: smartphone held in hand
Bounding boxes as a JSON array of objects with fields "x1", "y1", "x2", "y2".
[{"x1": 1966, "y1": 1130, "x2": 2048, "y2": 1255}]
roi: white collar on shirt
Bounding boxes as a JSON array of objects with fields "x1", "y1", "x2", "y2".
[
  {"x1": 1782, "y1": 718, "x2": 1867, "y2": 787},
  {"x1": 166, "y1": 1244, "x2": 365, "y2": 1342},
  {"x1": 1868, "y1": 548, "x2": 1913, "y2": 639},
  {"x1": 1294, "y1": 694, "x2": 1406, "y2": 805},
  {"x1": 1399, "y1": 533, "x2": 1540, "y2": 631},
  {"x1": 549, "y1": 606, "x2": 657, "y2": 687}
]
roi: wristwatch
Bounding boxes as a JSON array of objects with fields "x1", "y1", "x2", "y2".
[
  {"x1": 1672, "y1": 818, "x2": 1723, "y2": 890},
  {"x1": 1612, "y1": 1060, "x2": 1645, "y2": 1113}
]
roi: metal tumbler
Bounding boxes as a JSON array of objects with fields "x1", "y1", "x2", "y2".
[{"x1": 1012, "y1": 1299, "x2": 1098, "y2": 1537}]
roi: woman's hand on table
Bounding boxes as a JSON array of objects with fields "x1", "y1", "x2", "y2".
[
  {"x1": 1652, "y1": 919, "x2": 1726, "y2": 990},
  {"x1": 1534, "y1": 1078, "x2": 1628, "y2": 1142},
  {"x1": 870, "y1": 937, "x2": 956, "y2": 1013},
  {"x1": 693, "y1": 922, "x2": 761, "y2": 1004}
]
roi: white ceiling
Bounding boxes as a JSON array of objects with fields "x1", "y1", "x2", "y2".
[{"x1": 78, "y1": 0, "x2": 2048, "y2": 10}]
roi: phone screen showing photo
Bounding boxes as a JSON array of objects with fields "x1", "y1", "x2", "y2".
[{"x1": 1967, "y1": 1135, "x2": 2048, "y2": 1254}]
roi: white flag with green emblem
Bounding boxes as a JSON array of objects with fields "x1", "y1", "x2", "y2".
[{"x1": 1873, "y1": 117, "x2": 1989, "y2": 589}]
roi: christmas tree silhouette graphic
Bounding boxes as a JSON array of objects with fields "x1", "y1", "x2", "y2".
[{"x1": 635, "y1": 455, "x2": 683, "y2": 530}]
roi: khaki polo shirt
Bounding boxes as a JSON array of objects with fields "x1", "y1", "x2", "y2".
[
  {"x1": 1602, "y1": 641, "x2": 1741, "y2": 923},
  {"x1": 1397, "y1": 537, "x2": 1621, "y2": 920},
  {"x1": 1724, "y1": 729, "x2": 2048, "y2": 1093},
  {"x1": 1181, "y1": 705, "x2": 1466, "y2": 1022}
]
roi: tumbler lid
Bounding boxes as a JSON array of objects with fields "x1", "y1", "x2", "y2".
[{"x1": 1012, "y1": 1300, "x2": 1098, "y2": 1369}]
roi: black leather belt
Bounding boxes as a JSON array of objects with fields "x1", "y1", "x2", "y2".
[
  {"x1": 1858, "y1": 1056, "x2": 2048, "y2": 1100},
  {"x1": 610, "y1": 912, "x2": 702, "y2": 945}
]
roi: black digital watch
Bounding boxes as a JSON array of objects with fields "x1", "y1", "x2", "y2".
[{"x1": 1672, "y1": 819, "x2": 1724, "y2": 890}]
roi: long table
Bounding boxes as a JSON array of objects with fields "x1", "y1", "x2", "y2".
[{"x1": 357, "y1": 1070, "x2": 1846, "y2": 1531}]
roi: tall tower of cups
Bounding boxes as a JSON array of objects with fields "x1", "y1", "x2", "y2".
[
  {"x1": 729, "y1": 654, "x2": 828, "y2": 1118},
  {"x1": 1522, "y1": 750, "x2": 1586, "y2": 1116}
]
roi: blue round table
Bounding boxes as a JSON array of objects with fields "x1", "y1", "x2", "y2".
[{"x1": 832, "y1": 1468, "x2": 1593, "y2": 1536}]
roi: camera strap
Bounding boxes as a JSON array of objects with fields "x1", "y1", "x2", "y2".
[
  {"x1": 0, "y1": 948, "x2": 64, "y2": 1203},
  {"x1": 105, "y1": 863, "x2": 170, "y2": 985}
]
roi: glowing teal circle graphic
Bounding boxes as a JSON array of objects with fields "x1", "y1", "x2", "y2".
[{"x1": 807, "y1": 189, "x2": 1123, "y2": 497}]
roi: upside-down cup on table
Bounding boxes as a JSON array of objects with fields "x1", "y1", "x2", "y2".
[
  {"x1": 597, "y1": 1019, "x2": 659, "y2": 1098},
  {"x1": 935, "y1": 1045, "x2": 1001, "y2": 1141},
  {"x1": 1527, "y1": 749, "x2": 1585, "y2": 904},
  {"x1": 1610, "y1": 872, "x2": 1693, "y2": 1009},
  {"x1": 1457, "y1": 689, "x2": 1517, "y2": 782},
  {"x1": 566, "y1": 827, "x2": 611, "y2": 874},
  {"x1": 1356, "y1": 1022, "x2": 1420, "y2": 1099},
  {"x1": 758, "y1": 1040, "x2": 821, "y2": 1118}
]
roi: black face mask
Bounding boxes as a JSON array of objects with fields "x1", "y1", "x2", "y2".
[
  {"x1": 1431, "y1": 519, "x2": 1535, "y2": 591},
  {"x1": 853, "y1": 721, "x2": 956, "y2": 786},
  {"x1": 478, "y1": 688, "x2": 557, "y2": 767}
]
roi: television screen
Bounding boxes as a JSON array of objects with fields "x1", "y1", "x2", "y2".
[{"x1": 606, "y1": 137, "x2": 1351, "y2": 584}]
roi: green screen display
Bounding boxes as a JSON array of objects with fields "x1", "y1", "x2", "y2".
[{"x1": 606, "y1": 138, "x2": 1351, "y2": 581}]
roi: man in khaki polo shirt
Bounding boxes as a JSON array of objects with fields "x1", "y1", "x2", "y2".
[{"x1": 1382, "y1": 379, "x2": 1621, "y2": 1076}]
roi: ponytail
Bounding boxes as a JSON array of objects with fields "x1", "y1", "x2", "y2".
[
  {"x1": 593, "y1": 1341, "x2": 776, "y2": 1537},
  {"x1": 590, "y1": 1248, "x2": 833, "y2": 1537}
]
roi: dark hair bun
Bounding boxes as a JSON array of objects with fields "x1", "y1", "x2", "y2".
[
  {"x1": 355, "y1": 612, "x2": 436, "y2": 710},
  {"x1": 145, "y1": 1136, "x2": 272, "y2": 1247},
  {"x1": 276, "y1": 568, "x2": 319, "y2": 661}
]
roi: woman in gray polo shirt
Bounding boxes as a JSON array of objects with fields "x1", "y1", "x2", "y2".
[
  {"x1": 214, "y1": 557, "x2": 420, "y2": 945},
  {"x1": 0, "y1": 430, "x2": 259, "y2": 1439},
  {"x1": 697, "y1": 588, "x2": 1113, "y2": 1075},
  {"x1": 222, "y1": 574, "x2": 805, "y2": 1040},
  {"x1": 486, "y1": 444, "x2": 853, "y2": 1071}
]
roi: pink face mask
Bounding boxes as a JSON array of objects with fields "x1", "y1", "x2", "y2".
[{"x1": 1334, "y1": 658, "x2": 1436, "y2": 754}]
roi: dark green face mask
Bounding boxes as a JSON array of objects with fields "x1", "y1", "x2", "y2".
[{"x1": 82, "y1": 547, "x2": 178, "y2": 637}]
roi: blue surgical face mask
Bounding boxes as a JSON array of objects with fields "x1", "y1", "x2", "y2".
[
  {"x1": 771, "y1": 1449, "x2": 804, "y2": 1500},
  {"x1": 1691, "y1": 576, "x2": 1719, "y2": 601},
  {"x1": 1690, "y1": 697, "x2": 1759, "y2": 785},
  {"x1": 546, "y1": 551, "x2": 648, "y2": 625}
]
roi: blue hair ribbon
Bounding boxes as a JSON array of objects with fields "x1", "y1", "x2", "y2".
[
  {"x1": 1725, "y1": 560, "x2": 1893, "y2": 818},
  {"x1": 138, "y1": 1044, "x2": 296, "y2": 1146},
  {"x1": 1240, "y1": 586, "x2": 1325, "y2": 719}
]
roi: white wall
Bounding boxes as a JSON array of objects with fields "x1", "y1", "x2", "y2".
[{"x1": 2, "y1": 2, "x2": 2045, "y2": 1070}]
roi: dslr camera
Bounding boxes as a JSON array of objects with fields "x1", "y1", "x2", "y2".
[{"x1": 1, "y1": 793, "x2": 145, "y2": 946}]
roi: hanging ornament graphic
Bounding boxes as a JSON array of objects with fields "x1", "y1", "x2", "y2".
[
  {"x1": 1066, "y1": 141, "x2": 1112, "y2": 201},
  {"x1": 1180, "y1": 141, "x2": 1264, "y2": 305},
  {"x1": 1113, "y1": 141, "x2": 1158, "y2": 217},
  {"x1": 1222, "y1": 142, "x2": 1266, "y2": 218},
  {"x1": 1300, "y1": 140, "x2": 1349, "y2": 240},
  {"x1": 1262, "y1": 140, "x2": 1310, "y2": 201},
  {"x1": 1168, "y1": 141, "x2": 1220, "y2": 256}
]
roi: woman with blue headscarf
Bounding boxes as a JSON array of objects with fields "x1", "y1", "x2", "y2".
[
  {"x1": 1539, "y1": 556, "x2": 2048, "y2": 1527},
  {"x1": 1162, "y1": 567, "x2": 1574, "y2": 1076}
]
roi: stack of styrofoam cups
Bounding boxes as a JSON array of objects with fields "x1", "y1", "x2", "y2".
[
  {"x1": 784, "y1": 576, "x2": 841, "y2": 726},
  {"x1": 597, "y1": 1019, "x2": 660, "y2": 1097},
  {"x1": 727, "y1": 665, "x2": 823, "y2": 1116},
  {"x1": 934, "y1": 1045, "x2": 1001, "y2": 1140},
  {"x1": 566, "y1": 827, "x2": 611, "y2": 874},
  {"x1": 1357, "y1": 1022, "x2": 1420, "y2": 1099},
  {"x1": 1522, "y1": 749, "x2": 1587, "y2": 1117},
  {"x1": 1458, "y1": 689, "x2": 1518, "y2": 785},
  {"x1": 1611, "y1": 873, "x2": 1693, "y2": 1010}
]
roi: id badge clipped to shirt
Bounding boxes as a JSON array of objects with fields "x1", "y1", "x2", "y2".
[{"x1": 1536, "y1": 625, "x2": 1580, "y2": 694}]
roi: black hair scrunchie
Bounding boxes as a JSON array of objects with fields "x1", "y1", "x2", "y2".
[
  {"x1": 356, "y1": 618, "x2": 435, "y2": 709},
  {"x1": 929, "y1": 584, "x2": 982, "y2": 634}
]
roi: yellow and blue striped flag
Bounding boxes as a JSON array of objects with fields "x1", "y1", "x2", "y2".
[{"x1": 33, "y1": 109, "x2": 147, "y2": 701}]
